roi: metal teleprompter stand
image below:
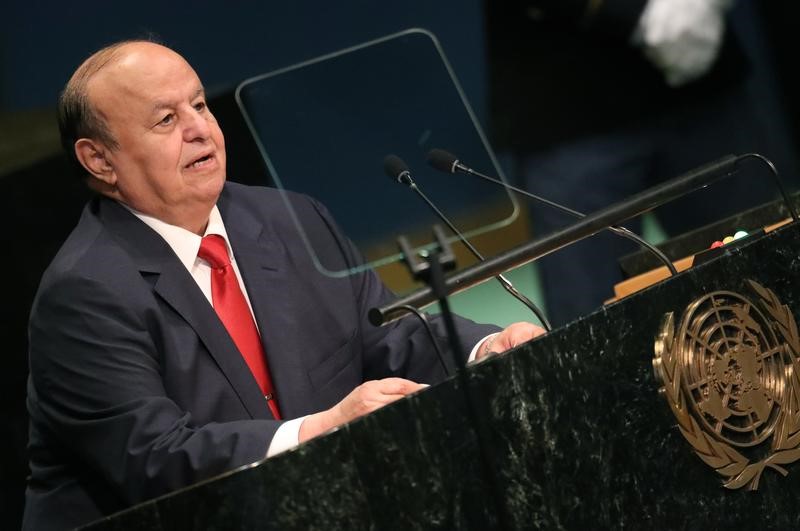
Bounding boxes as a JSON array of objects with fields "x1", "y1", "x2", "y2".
[{"x1": 397, "y1": 225, "x2": 511, "y2": 530}]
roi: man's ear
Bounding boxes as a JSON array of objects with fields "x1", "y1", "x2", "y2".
[{"x1": 74, "y1": 138, "x2": 116, "y2": 185}]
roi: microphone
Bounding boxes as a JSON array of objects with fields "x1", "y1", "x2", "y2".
[
  {"x1": 383, "y1": 154, "x2": 552, "y2": 331},
  {"x1": 384, "y1": 154, "x2": 413, "y2": 186},
  {"x1": 426, "y1": 148, "x2": 679, "y2": 276}
]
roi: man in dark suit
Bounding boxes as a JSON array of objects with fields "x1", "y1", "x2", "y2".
[{"x1": 23, "y1": 41, "x2": 544, "y2": 530}]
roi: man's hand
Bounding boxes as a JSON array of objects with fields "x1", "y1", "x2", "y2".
[
  {"x1": 476, "y1": 321, "x2": 547, "y2": 362},
  {"x1": 299, "y1": 378, "x2": 427, "y2": 442}
]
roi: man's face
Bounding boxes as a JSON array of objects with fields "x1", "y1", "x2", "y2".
[{"x1": 87, "y1": 43, "x2": 226, "y2": 231}]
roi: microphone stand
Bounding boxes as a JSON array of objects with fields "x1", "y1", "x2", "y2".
[
  {"x1": 405, "y1": 181, "x2": 552, "y2": 331},
  {"x1": 428, "y1": 148, "x2": 678, "y2": 277},
  {"x1": 396, "y1": 225, "x2": 464, "y2": 372},
  {"x1": 371, "y1": 153, "x2": 768, "y2": 326},
  {"x1": 457, "y1": 163, "x2": 679, "y2": 277},
  {"x1": 384, "y1": 153, "x2": 551, "y2": 330},
  {"x1": 397, "y1": 225, "x2": 512, "y2": 531}
]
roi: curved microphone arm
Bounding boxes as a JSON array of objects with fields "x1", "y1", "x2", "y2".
[
  {"x1": 407, "y1": 183, "x2": 553, "y2": 331},
  {"x1": 395, "y1": 304, "x2": 451, "y2": 377},
  {"x1": 737, "y1": 152, "x2": 798, "y2": 222},
  {"x1": 384, "y1": 154, "x2": 553, "y2": 331},
  {"x1": 451, "y1": 160, "x2": 679, "y2": 277},
  {"x1": 371, "y1": 152, "x2": 745, "y2": 326},
  {"x1": 431, "y1": 150, "x2": 799, "y2": 278}
]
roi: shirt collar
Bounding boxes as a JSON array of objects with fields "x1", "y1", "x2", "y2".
[{"x1": 124, "y1": 204, "x2": 233, "y2": 271}]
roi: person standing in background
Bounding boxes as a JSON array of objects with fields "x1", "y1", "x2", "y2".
[{"x1": 485, "y1": 0, "x2": 798, "y2": 326}]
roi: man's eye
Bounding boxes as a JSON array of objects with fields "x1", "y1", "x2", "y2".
[
  {"x1": 194, "y1": 101, "x2": 206, "y2": 112},
  {"x1": 159, "y1": 114, "x2": 174, "y2": 125}
]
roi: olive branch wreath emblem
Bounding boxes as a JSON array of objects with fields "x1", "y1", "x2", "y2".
[{"x1": 653, "y1": 280, "x2": 800, "y2": 490}]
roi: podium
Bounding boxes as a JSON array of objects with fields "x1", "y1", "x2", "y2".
[{"x1": 83, "y1": 219, "x2": 800, "y2": 530}]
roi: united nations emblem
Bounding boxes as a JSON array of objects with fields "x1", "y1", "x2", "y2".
[{"x1": 653, "y1": 280, "x2": 800, "y2": 490}]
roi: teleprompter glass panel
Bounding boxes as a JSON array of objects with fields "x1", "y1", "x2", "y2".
[{"x1": 235, "y1": 29, "x2": 519, "y2": 292}]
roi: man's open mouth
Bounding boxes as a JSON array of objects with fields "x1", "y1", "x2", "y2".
[{"x1": 187, "y1": 154, "x2": 214, "y2": 169}]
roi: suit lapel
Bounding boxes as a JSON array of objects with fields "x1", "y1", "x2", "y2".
[
  {"x1": 220, "y1": 195, "x2": 317, "y2": 419},
  {"x1": 152, "y1": 267, "x2": 272, "y2": 420},
  {"x1": 97, "y1": 198, "x2": 272, "y2": 420}
]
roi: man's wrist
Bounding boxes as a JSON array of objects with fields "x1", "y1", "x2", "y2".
[
  {"x1": 299, "y1": 408, "x2": 339, "y2": 443},
  {"x1": 479, "y1": 333, "x2": 501, "y2": 360}
]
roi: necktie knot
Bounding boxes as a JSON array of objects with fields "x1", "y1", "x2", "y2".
[{"x1": 198, "y1": 234, "x2": 230, "y2": 269}]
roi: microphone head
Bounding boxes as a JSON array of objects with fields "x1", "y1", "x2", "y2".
[
  {"x1": 426, "y1": 148, "x2": 459, "y2": 174},
  {"x1": 383, "y1": 154, "x2": 413, "y2": 185}
]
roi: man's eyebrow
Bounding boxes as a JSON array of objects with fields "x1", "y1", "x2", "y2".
[{"x1": 150, "y1": 87, "x2": 206, "y2": 115}]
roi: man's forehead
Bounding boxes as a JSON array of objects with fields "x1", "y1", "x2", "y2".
[
  {"x1": 88, "y1": 46, "x2": 202, "y2": 111},
  {"x1": 105, "y1": 45, "x2": 195, "y2": 82}
]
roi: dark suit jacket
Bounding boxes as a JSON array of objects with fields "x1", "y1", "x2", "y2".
[{"x1": 24, "y1": 182, "x2": 495, "y2": 530}]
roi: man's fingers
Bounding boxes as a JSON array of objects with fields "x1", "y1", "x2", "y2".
[
  {"x1": 302, "y1": 379, "x2": 431, "y2": 442},
  {"x1": 479, "y1": 322, "x2": 547, "y2": 360},
  {"x1": 373, "y1": 377, "x2": 427, "y2": 396},
  {"x1": 328, "y1": 378, "x2": 430, "y2": 428},
  {"x1": 504, "y1": 322, "x2": 547, "y2": 347},
  {"x1": 355, "y1": 380, "x2": 426, "y2": 415},
  {"x1": 353, "y1": 393, "x2": 417, "y2": 418},
  {"x1": 364, "y1": 395, "x2": 406, "y2": 408}
]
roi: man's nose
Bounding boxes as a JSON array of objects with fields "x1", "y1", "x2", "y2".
[{"x1": 183, "y1": 109, "x2": 212, "y2": 142}]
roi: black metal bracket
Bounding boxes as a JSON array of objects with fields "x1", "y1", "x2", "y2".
[{"x1": 397, "y1": 225, "x2": 464, "y2": 371}]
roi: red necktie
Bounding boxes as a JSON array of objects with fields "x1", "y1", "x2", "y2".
[{"x1": 198, "y1": 234, "x2": 281, "y2": 420}]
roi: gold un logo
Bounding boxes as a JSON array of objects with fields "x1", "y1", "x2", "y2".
[{"x1": 653, "y1": 280, "x2": 800, "y2": 490}]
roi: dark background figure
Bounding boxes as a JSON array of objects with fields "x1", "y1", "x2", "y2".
[
  {"x1": 2, "y1": 1, "x2": 799, "y2": 527},
  {"x1": 485, "y1": 0, "x2": 800, "y2": 326}
]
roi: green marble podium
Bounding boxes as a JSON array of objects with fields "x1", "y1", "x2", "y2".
[{"x1": 84, "y1": 221, "x2": 800, "y2": 530}]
